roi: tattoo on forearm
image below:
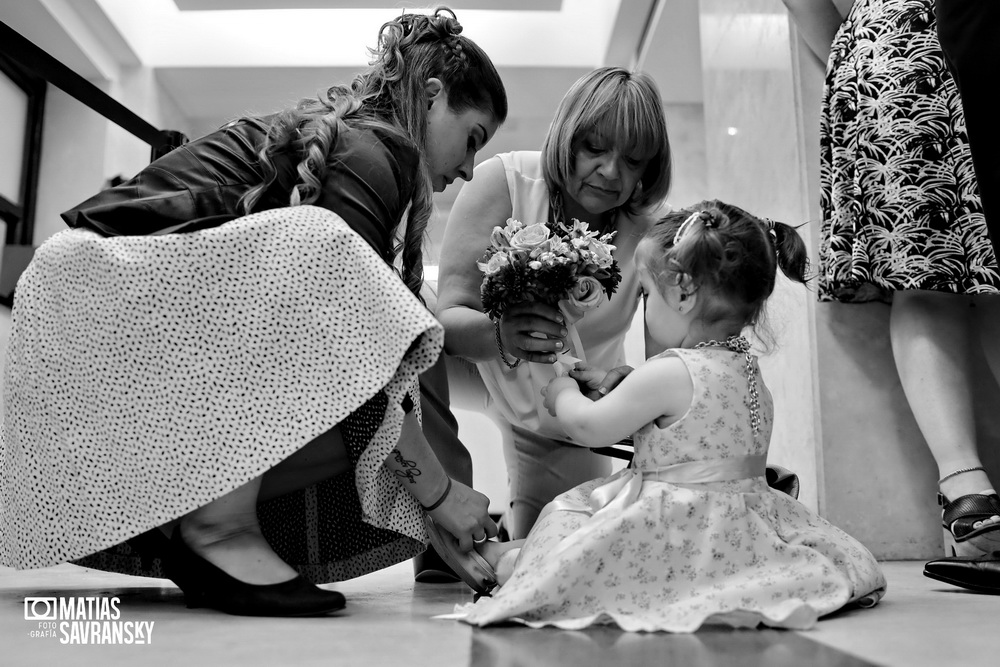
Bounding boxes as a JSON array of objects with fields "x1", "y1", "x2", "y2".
[{"x1": 392, "y1": 449, "x2": 421, "y2": 484}]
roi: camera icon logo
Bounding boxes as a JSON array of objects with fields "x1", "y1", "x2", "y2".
[{"x1": 24, "y1": 597, "x2": 57, "y2": 621}]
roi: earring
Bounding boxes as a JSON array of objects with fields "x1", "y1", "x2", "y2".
[{"x1": 630, "y1": 180, "x2": 644, "y2": 203}]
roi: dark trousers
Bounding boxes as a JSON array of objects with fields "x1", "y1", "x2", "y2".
[
  {"x1": 419, "y1": 353, "x2": 473, "y2": 487},
  {"x1": 412, "y1": 350, "x2": 474, "y2": 578},
  {"x1": 936, "y1": 0, "x2": 1000, "y2": 257}
]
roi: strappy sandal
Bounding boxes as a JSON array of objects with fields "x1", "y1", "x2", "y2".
[
  {"x1": 940, "y1": 492, "x2": 1000, "y2": 557},
  {"x1": 423, "y1": 516, "x2": 498, "y2": 596}
]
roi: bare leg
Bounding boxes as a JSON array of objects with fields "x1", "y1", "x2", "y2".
[
  {"x1": 973, "y1": 293, "x2": 1000, "y2": 420},
  {"x1": 180, "y1": 477, "x2": 299, "y2": 585},
  {"x1": 258, "y1": 424, "x2": 351, "y2": 502},
  {"x1": 172, "y1": 425, "x2": 352, "y2": 586},
  {"x1": 890, "y1": 290, "x2": 995, "y2": 500},
  {"x1": 972, "y1": 294, "x2": 1000, "y2": 494},
  {"x1": 477, "y1": 539, "x2": 524, "y2": 586}
]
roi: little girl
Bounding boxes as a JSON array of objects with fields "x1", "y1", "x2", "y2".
[{"x1": 428, "y1": 200, "x2": 886, "y2": 632}]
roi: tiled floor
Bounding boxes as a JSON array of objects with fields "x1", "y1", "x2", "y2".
[{"x1": 1, "y1": 559, "x2": 995, "y2": 666}]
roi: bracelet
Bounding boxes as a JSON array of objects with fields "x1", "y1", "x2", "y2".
[
  {"x1": 421, "y1": 477, "x2": 452, "y2": 512},
  {"x1": 494, "y1": 319, "x2": 521, "y2": 369},
  {"x1": 938, "y1": 466, "x2": 986, "y2": 485}
]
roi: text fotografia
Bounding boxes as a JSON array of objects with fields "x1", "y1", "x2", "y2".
[{"x1": 24, "y1": 597, "x2": 155, "y2": 644}]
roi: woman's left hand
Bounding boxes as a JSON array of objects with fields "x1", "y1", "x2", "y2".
[
  {"x1": 427, "y1": 480, "x2": 497, "y2": 552},
  {"x1": 540, "y1": 375, "x2": 581, "y2": 416}
]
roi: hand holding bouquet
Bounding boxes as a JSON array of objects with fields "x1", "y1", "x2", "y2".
[{"x1": 478, "y1": 218, "x2": 622, "y2": 365}]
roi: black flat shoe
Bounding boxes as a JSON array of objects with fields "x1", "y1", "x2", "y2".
[
  {"x1": 164, "y1": 527, "x2": 346, "y2": 617},
  {"x1": 924, "y1": 557, "x2": 1000, "y2": 595}
]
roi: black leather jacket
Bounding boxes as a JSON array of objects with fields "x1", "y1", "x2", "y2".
[{"x1": 61, "y1": 117, "x2": 420, "y2": 264}]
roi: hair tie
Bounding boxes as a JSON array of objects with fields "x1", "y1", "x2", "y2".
[
  {"x1": 762, "y1": 217, "x2": 778, "y2": 244},
  {"x1": 673, "y1": 210, "x2": 716, "y2": 245},
  {"x1": 673, "y1": 211, "x2": 701, "y2": 246}
]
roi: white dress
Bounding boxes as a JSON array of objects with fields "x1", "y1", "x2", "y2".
[
  {"x1": 0, "y1": 205, "x2": 442, "y2": 582},
  {"x1": 450, "y1": 348, "x2": 886, "y2": 631},
  {"x1": 474, "y1": 151, "x2": 646, "y2": 441}
]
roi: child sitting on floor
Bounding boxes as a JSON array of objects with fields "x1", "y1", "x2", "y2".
[{"x1": 428, "y1": 200, "x2": 886, "y2": 632}]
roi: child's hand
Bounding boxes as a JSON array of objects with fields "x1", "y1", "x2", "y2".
[
  {"x1": 540, "y1": 376, "x2": 581, "y2": 416},
  {"x1": 568, "y1": 363, "x2": 634, "y2": 400}
]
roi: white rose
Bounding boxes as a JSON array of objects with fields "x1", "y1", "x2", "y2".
[
  {"x1": 478, "y1": 251, "x2": 510, "y2": 275},
  {"x1": 559, "y1": 275, "x2": 606, "y2": 323},
  {"x1": 509, "y1": 223, "x2": 552, "y2": 251}
]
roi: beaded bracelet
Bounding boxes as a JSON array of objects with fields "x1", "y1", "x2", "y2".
[
  {"x1": 938, "y1": 466, "x2": 986, "y2": 485},
  {"x1": 494, "y1": 319, "x2": 521, "y2": 369},
  {"x1": 421, "y1": 477, "x2": 453, "y2": 512}
]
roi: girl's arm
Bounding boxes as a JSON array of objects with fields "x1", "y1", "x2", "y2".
[
  {"x1": 385, "y1": 411, "x2": 496, "y2": 551},
  {"x1": 542, "y1": 356, "x2": 693, "y2": 447},
  {"x1": 436, "y1": 157, "x2": 566, "y2": 364},
  {"x1": 781, "y1": 0, "x2": 852, "y2": 64}
]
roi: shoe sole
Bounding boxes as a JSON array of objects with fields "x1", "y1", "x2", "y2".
[
  {"x1": 423, "y1": 517, "x2": 497, "y2": 595},
  {"x1": 945, "y1": 524, "x2": 1000, "y2": 558},
  {"x1": 923, "y1": 569, "x2": 1000, "y2": 595}
]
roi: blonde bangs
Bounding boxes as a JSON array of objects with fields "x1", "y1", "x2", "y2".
[
  {"x1": 542, "y1": 67, "x2": 672, "y2": 212},
  {"x1": 591, "y1": 95, "x2": 663, "y2": 161}
]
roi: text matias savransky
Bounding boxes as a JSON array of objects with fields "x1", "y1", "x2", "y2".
[{"x1": 24, "y1": 596, "x2": 155, "y2": 645}]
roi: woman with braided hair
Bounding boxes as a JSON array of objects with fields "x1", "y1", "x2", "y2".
[{"x1": 0, "y1": 7, "x2": 506, "y2": 616}]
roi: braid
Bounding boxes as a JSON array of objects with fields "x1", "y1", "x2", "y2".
[
  {"x1": 446, "y1": 35, "x2": 466, "y2": 69},
  {"x1": 238, "y1": 6, "x2": 505, "y2": 301}
]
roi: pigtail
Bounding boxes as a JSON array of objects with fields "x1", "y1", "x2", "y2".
[{"x1": 764, "y1": 220, "x2": 810, "y2": 285}]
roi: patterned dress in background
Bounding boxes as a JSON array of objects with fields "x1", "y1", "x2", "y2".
[
  {"x1": 819, "y1": 0, "x2": 999, "y2": 302},
  {"x1": 449, "y1": 348, "x2": 886, "y2": 632}
]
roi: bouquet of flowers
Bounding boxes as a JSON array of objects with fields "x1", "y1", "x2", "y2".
[{"x1": 478, "y1": 218, "x2": 622, "y2": 363}]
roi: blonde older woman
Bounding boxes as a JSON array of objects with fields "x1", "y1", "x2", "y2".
[{"x1": 436, "y1": 67, "x2": 673, "y2": 539}]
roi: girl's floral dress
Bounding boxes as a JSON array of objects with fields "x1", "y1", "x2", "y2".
[{"x1": 450, "y1": 348, "x2": 886, "y2": 632}]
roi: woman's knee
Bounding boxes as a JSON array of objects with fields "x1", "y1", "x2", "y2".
[{"x1": 258, "y1": 425, "x2": 351, "y2": 502}]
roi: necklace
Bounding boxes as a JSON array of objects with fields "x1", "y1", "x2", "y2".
[
  {"x1": 550, "y1": 191, "x2": 618, "y2": 231},
  {"x1": 694, "y1": 335, "x2": 760, "y2": 435}
]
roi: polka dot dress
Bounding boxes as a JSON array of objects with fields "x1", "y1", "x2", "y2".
[{"x1": 0, "y1": 205, "x2": 442, "y2": 582}]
